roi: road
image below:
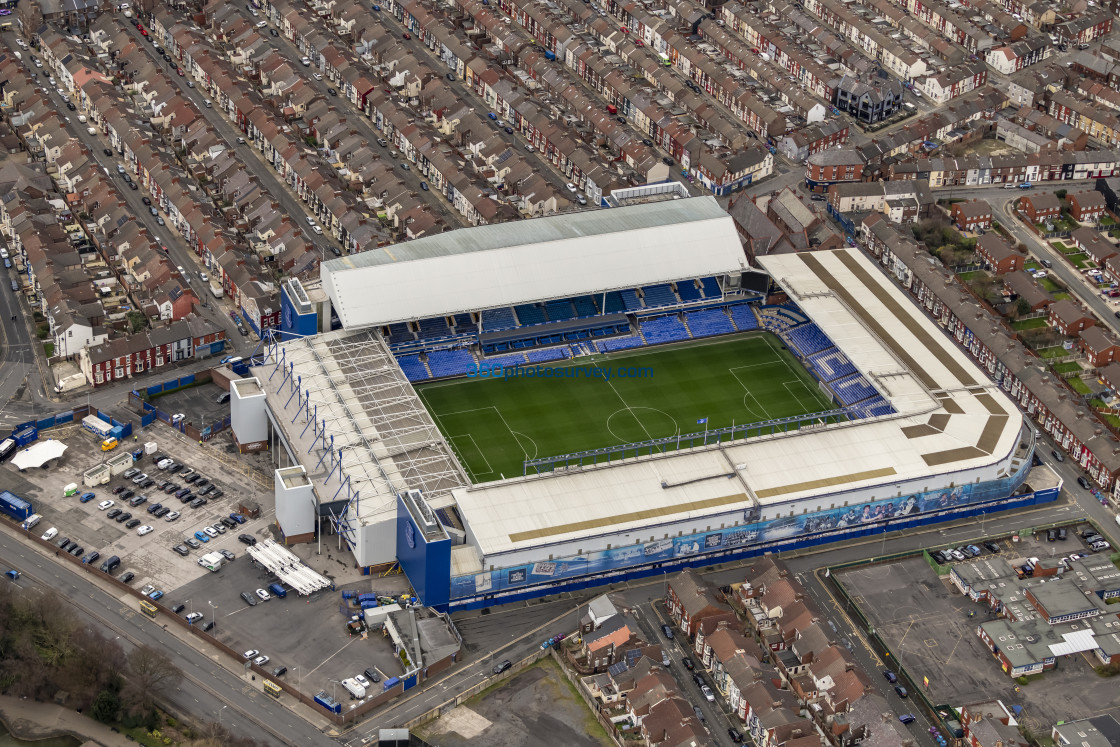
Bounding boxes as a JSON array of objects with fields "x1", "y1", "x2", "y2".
[{"x1": 0, "y1": 531, "x2": 336, "y2": 747}]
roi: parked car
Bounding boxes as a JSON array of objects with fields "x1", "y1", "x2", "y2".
[
  {"x1": 255, "y1": 588, "x2": 271, "y2": 601},
  {"x1": 682, "y1": 657, "x2": 695, "y2": 670},
  {"x1": 184, "y1": 537, "x2": 201, "y2": 549},
  {"x1": 895, "y1": 685, "x2": 908, "y2": 698},
  {"x1": 983, "y1": 542, "x2": 1001, "y2": 554},
  {"x1": 239, "y1": 534, "x2": 257, "y2": 545},
  {"x1": 173, "y1": 545, "x2": 189, "y2": 557},
  {"x1": 883, "y1": 670, "x2": 898, "y2": 683},
  {"x1": 241, "y1": 591, "x2": 258, "y2": 606},
  {"x1": 661, "y1": 624, "x2": 673, "y2": 639},
  {"x1": 194, "y1": 530, "x2": 210, "y2": 543}
]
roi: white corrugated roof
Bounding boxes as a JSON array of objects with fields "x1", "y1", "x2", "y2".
[
  {"x1": 320, "y1": 197, "x2": 746, "y2": 328},
  {"x1": 1048, "y1": 628, "x2": 1099, "y2": 657}
]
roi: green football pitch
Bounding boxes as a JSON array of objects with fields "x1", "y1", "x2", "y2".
[{"x1": 414, "y1": 333, "x2": 835, "y2": 482}]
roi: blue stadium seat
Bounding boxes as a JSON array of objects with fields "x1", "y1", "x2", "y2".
[
  {"x1": 809, "y1": 348, "x2": 857, "y2": 383},
  {"x1": 572, "y1": 296, "x2": 599, "y2": 317},
  {"x1": 482, "y1": 307, "x2": 518, "y2": 332},
  {"x1": 603, "y1": 292, "x2": 626, "y2": 314},
  {"x1": 642, "y1": 284, "x2": 678, "y2": 308},
  {"x1": 832, "y1": 374, "x2": 878, "y2": 406},
  {"x1": 387, "y1": 323, "x2": 414, "y2": 344},
  {"x1": 700, "y1": 277, "x2": 721, "y2": 297},
  {"x1": 676, "y1": 280, "x2": 703, "y2": 302},
  {"x1": 426, "y1": 349, "x2": 477, "y2": 379},
  {"x1": 546, "y1": 300, "x2": 576, "y2": 321},
  {"x1": 727, "y1": 304, "x2": 758, "y2": 332},
  {"x1": 396, "y1": 354, "x2": 430, "y2": 382},
  {"x1": 452, "y1": 313, "x2": 475, "y2": 330},
  {"x1": 685, "y1": 308, "x2": 734, "y2": 338},
  {"x1": 417, "y1": 317, "x2": 452, "y2": 339},
  {"x1": 597, "y1": 337, "x2": 645, "y2": 353},
  {"x1": 620, "y1": 289, "x2": 643, "y2": 312},
  {"x1": 526, "y1": 347, "x2": 570, "y2": 363},
  {"x1": 786, "y1": 323, "x2": 832, "y2": 356},
  {"x1": 484, "y1": 352, "x2": 528, "y2": 368},
  {"x1": 640, "y1": 315, "x2": 690, "y2": 344},
  {"x1": 515, "y1": 304, "x2": 547, "y2": 326}
]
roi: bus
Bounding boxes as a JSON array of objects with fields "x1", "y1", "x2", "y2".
[
  {"x1": 263, "y1": 680, "x2": 282, "y2": 699},
  {"x1": 139, "y1": 600, "x2": 158, "y2": 618}
]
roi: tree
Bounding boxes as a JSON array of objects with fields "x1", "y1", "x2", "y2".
[
  {"x1": 1015, "y1": 298, "x2": 1032, "y2": 318},
  {"x1": 123, "y1": 646, "x2": 181, "y2": 713},
  {"x1": 91, "y1": 689, "x2": 121, "y2": 723},
  {"x1": 1055, "y1": 189, "x2": 1067, "y2": 200}
]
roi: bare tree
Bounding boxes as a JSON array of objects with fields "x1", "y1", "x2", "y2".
[{"x1": 123, "y1": 645, "x2": 182, "y2": 713}]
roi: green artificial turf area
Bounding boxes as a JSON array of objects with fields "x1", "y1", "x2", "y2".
[{"x1": 415, "y1": 333, "x2": 836, "y2": 481}]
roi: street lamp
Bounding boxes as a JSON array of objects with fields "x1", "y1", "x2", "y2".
[
  {"x1": 217, "y1": 705, "x2": 227, "y2": 727},
  {"x1": 208, "y1": 600, "x2": 216, "y2": 624}
]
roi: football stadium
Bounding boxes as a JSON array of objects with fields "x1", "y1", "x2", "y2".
[{"x1": 240, "y1": 196, "x2": 1059, "y2": 611}]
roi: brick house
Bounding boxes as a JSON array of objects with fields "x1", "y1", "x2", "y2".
[
  {"x1": 1019, "y1": 193, "x2": 1062, "y2": 223},
  {"x1": 805, "y1": 150, "x2": 865, "y2": 193},
  {"x1": 1080, "y1": 326, "x2": 1120, "y2": 367},
  {"x1": 581, "y1": 616, "x2": 632, "y2": 671},
  {"x1": 666, "y1": 569, "x2": 730, "y2": 639},
  {"x1": 1048, "y1": 298, "x2": 1095, "y2": 336},
  {"x1": 951, "y1": 200, "x2": 994, "y2": 232},
  {"x1": 1069, "y1": 190, "x2": 1108, "y2": 222},
  {"x1": 77, "y1": 314, "x2": 225, "y2": 387},
  {"x1": 976, "y1": 234, "x2": 1023, "y2": 274},
  {"x1": 960, "y1": 700, "x2": 1030, "y2": 747},
  {"x1": 1004, "y1": 271, "x2": 1052, "y2": 311}
]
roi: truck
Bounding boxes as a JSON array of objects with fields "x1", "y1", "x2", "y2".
[
  {"x1": 0, "y1": 491, "x2": 33, "y2": 523},
  {"x1": 82, "y1": 415, "x2": 113, "y2": 437},
  {"x1": 340, "y1": 678, "x2": 366, "y2": 699},
  {"x1": 267, "y1": 582, "x2": 287, "y2": 598},
  {"x1": 209, "y1": 278, "x2": 224, "y2": 299},
  {"x1": 0, "y1": 438, "x2": 15, "y2": 462},
  {"x1": 197, "y1": 552, "x2": 224, "y2": 572},
  {"x1": 20, "y1": 513, "x2": 41, "y2": 531}
]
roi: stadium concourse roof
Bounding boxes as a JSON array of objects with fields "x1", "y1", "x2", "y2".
[
  {"x1": 452, "y1": 249, "x2": 1026, "y2": 558},
  {"x1": 320, "y1": 197, "x2": 745, "y2": 328}
]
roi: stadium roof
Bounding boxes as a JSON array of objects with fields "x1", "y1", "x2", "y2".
[
  {"x1": 453, "y1": 249, "x2": 1026, "y2": 558},
  {"x1": 320, "y1": 197, "x2": 746, "y2": 328}
]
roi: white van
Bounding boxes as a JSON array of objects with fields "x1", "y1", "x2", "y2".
[
  {"x1": 1115, "y1": 514, "x2": 1120, "y2": 528},
  {"x1": 20, "y1": 514, "x2": 41, "y2": 531}
]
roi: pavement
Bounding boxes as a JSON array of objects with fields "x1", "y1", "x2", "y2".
[
  {"x1": 0, "y1": 694, "x2": 131, "y2": 747},
  {"x1": 0, "y1": 528, "x2": 337, "y2": 747}
]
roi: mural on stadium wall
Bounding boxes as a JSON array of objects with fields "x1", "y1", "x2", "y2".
[{"x1": 449, "y1": 483, "x2": 978, "y2": 599}]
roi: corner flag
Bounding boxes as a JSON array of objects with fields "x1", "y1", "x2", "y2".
[{"x1": 697, "y1": 418, "x2": 708, "y2": 424}]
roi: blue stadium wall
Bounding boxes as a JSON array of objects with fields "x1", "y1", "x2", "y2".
[
  {"x1": 397, "y1": 483, "x2": 1058, "y2": 613},
  {"x1": 396, "y1": 494, "x2": 452, "y2": 610},
  {"x1": 279, "y1": 284, "x2": 319, "y2": 341}
]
